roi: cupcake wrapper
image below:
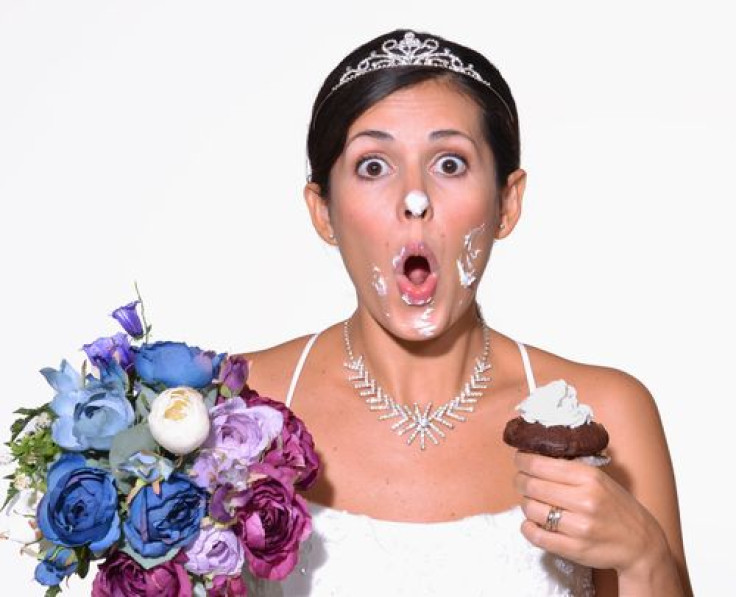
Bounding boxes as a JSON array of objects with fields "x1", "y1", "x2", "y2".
[{"x1": 574, "y1": 453, "x2": 611, "y2": 467}]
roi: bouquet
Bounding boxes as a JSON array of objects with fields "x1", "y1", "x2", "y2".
[{"x1": 0, "y1": 295, "x2": 320, "y2": 596}]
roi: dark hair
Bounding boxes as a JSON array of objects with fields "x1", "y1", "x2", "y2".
[{"x1": 306, "y1": 29, "x2": 520, "y2": 197}]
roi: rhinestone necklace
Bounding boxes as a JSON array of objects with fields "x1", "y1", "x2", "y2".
[{"x1": 342, "y1": 319, "x2": 493, "y2": 450}]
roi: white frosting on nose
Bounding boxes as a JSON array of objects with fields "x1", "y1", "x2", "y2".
[{"x1": 404, "y1": 190, "x2": 430, "y2": 217}]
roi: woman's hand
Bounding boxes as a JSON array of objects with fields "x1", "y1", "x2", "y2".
[{"x1": 514, "y1": 451, "x2": 684, "y2": 594}]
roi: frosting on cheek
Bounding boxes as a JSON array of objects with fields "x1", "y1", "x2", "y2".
[
  {"x1": 371, "y1": 265, "x2": 388, "y2": 297},
  {"x1": 456, "y1": 223, "x2": 487, "y2": 289}
]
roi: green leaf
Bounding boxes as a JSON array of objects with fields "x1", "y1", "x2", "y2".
[
  {"x1": 120, "y1": 541, "x2": 179, "y2": 570},
  {"x1": 74, "y1": 545, "x2": 90, "y2": 578},
  {"x1": 10, "y1": 417, "x2": 31, "y2": 442},
  {"x1": 135, "y1": 385, "x2": 158, "y2": 420},
  {"x1": 44, "y1": 586, "x2": 62, "y2": 597},
  {"x1": 1, "y1": 485, "x2": 18, "y2": 510},
  {"x1": 109, "y1": 423, "x2": 157, "y2": 491},
  {"x1": 204, "y1": 387, "x2": 219, "y2": 409},
  {"x1": 13, "y1": 406, "x2": 46, "y2": 416}
]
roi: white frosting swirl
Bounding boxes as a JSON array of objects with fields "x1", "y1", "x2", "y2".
[{"x1": 516, "y1": 379, "x2": 593, "y2": 428}]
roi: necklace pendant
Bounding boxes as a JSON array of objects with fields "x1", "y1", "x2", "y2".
[{"x1": 342, "y1": 320, "x2": 493, "y2": 450}]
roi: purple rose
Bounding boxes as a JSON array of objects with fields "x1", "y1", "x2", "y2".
[
  {"x1": 209, "y1": 574, "x2": 248, "y2": 596},
  {"x1": 111, "y1": 300, "x2": 144, "y2": 338},
  {"x1": 233, "y1": 465, "x2": 312, "y2": 581},
  {"x1": 248, "y1": 394, "x2": 320, "y2": 490},
  {"x1": 217, "y1": 355, "x2": 250, "y2": 396},
  {"x1": 92, "y1": 550, "x2": 192, "y2": 597},
  {"x1": 184, "y1": 525, "x2": 244, "y2": 576},
  {"x1": 83, "y1": 332, "x2": 134, "y2": 371},
  {"x1": 191, "y1": 398, "x2": 283, "y2": 490}
]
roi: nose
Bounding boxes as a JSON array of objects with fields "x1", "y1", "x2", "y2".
[{"x1": 403, "y1": 190, "x2": 431, "y2": 220}]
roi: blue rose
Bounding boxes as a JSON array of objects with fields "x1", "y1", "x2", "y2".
[
  {"x1": 134, "y1": 341, "x2": 225, "y2": 388},
  {"x1": 123, "y1": 472, "x2": 207, "y2": 558},
  {"x1": 43, "y1": 360, "x2": 134, "y2": 451},
  {"x1": 34, "y1": 546, "x2": 78, "y2": 586},
  {"x1": 37, "y1": 454, "x2": 121, "y2": 553},
  {"x1": 111, "y1": 300, "x2": 144, "y2": 338}
]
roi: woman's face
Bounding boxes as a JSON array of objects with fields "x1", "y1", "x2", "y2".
[{"x1": 312, "y1": 79, "x2": 521, "y2": 340}]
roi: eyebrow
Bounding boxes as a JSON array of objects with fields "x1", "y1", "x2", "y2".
[
  {"x1": 345, "y1": 128, "x2": 478, "y2": 149},
  {"x1": 346, "y1": 129, "x2": 394, "y2": 147},
  {"x1": 429, "y1": 129, "x2": 479, "y2": 149}
]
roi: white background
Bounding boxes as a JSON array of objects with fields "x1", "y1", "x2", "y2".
[{"x1": 1, "y1": 1, "x2": 733, "y2": 593}]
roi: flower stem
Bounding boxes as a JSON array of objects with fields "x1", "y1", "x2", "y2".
[{"x1": 134, "y1": 281, "x2": 151, "y2": 344}]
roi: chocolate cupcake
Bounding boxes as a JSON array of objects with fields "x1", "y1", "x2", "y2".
[{"x1": 503, "y1": 380, "x2": 609, "y2": 465}]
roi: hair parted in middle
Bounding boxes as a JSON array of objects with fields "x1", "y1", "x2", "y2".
[{"x1": 306, "y1": 29, "x2": 520, "y2": 198}]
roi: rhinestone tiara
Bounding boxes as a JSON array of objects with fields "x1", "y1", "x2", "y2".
[{"x1": 326, "y1": 31, "x2": 514, "y2": 121}]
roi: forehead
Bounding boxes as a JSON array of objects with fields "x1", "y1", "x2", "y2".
[{"x1": 347, "y1": 79, "x2": 485, "y2": 140}]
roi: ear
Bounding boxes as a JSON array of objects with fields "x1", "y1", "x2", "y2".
[
  {"x1": 304, "y1": 182, "x2": 337, "y2": 245},
  {"x1": 495, "y1": 168, "x2": 526, "y2": 239}
]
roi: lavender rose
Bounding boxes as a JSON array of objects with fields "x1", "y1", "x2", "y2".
[
  {"x1": 92, "y1": 551, "x2": 192, "y2": 597},
  {"x1": 217, "y1": 355, "x2": 250, "y2": 396},
  {"x1": 184, "y1": 525, "x2": 244, "y2": 576},
  {"x1": 248, "y1": 394, "x2": 320, "y2": 490},
  {"x1": 190, "y1": 398, "x2": 282, "y2": 490},
  {"x1": 233, "y1": 464, "x2": 312, "y2": 581}
]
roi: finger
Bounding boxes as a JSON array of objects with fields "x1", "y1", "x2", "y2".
[
  {"x1": 520, "y1": 497, "x2": 590, "y2": 538},
  {"x1": 514, "y1": 451, "x2": 601, "y2": 485},
  {"x1": 514, "y1": 472, "x2": 590, "y2": 513},
  {"x1": 519, "y1": 519, "x2": 585, "y2": 562}
]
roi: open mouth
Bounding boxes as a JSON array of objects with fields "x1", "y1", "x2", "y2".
[
  {"x1": 394, "y1": 243, "x2": 439, "y2": 306},
  {"x1": 404, "y1": 255, "x2": 431, "y2": 285}
]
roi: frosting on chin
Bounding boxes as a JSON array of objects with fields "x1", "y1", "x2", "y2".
[{"x1": 516, "y1": 379, "x2": 593, "y2": 428}]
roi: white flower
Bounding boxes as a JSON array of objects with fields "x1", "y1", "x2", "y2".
[
  {"x1": 0, "y1": 488, "x2": 43, "y2": 544},
  {"x1": 13, "y1": 473, "x2": 31, "y2": 490},
  {"x1": 34, "y1": 412, "x2": 52, "y2": 431},
  {"x1": 148, "y1": 387, "x2": 211, "y2": 455}
]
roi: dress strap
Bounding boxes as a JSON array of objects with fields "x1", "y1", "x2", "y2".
[
  {"x1": 516, "y1": 341, "x2": 537, "y2": 394},
  {"x1": 285, "y1": 333, "x2": 320, "y2": 408}
]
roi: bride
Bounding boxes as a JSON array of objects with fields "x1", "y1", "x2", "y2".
[{"x1": 243, "y1": 29, "x2": 692, "y2": 596}]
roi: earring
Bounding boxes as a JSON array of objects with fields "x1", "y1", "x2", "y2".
[
  {"x1": 499, "y1": 223, "x2": 506, "y2": 230},
  {"x1": 329, "y1": 232, "x2": 336, "y2": 241}
]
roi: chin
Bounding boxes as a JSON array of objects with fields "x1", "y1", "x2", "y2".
[{"x1": 374, "y1": 296, "x2": 472, "y2": 341}]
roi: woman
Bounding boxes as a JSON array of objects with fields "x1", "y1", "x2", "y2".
[{"x1": 244, "y1": 29, "x2": 692, "y2": 595}]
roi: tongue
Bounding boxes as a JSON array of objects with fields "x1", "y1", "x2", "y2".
[{"x1": 408, "y1": 268, "x2": 430, "y2": 285}]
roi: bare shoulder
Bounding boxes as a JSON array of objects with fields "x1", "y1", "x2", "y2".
[
  {"x1": 524, "y1": 344, "x2": 659, "y2": 429},
  {"x1": 525, "y1": 343, "x2": 671, "y2": 491},
  {"x1": 236, "y1": 334, "x2": 316, "y2": 404}
]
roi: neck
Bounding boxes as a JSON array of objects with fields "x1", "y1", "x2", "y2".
[{"x1": 345, "y1": 306, "x2": 489, "y2": 407}]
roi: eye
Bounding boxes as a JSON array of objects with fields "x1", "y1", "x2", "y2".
[
  {"x1": 356, "y1": 156, "x2": 390, "y2": 179},
  {"x1": 433, "y1": 154, "x2": 467, "y2": 177}
]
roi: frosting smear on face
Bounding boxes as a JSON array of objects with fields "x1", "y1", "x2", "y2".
[{"x1": 516, "y1": 380, "x2": 593, "y2": 429}]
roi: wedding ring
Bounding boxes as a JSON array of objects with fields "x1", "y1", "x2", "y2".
[{"x1": 544, "y1": 505, "x2": 563, "y2": 532}]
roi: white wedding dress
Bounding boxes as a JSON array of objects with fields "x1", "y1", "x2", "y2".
[{"x1": 249, "y1": 336, "x2": 594, "y2": 596}]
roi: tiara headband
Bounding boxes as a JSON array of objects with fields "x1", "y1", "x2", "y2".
[{"x1": 322, "y1": 31, "x2": 515, "y2": 122}]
